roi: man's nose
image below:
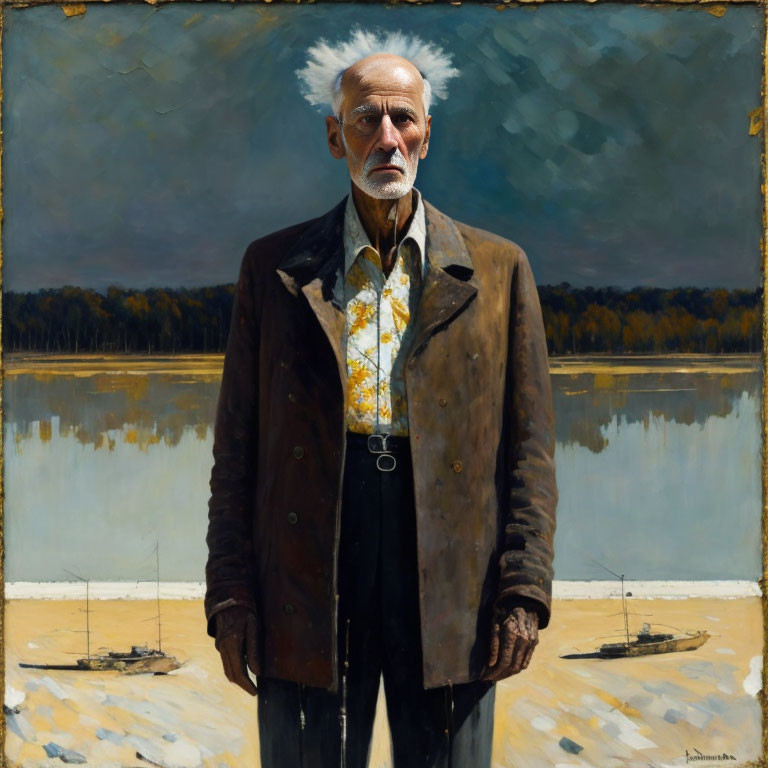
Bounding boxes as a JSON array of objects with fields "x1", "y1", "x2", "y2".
[{"x1": 374, "y1": 114, "x2": 400, "y2": 151}]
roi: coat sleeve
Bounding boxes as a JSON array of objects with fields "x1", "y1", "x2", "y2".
[
  {"x1": 494, "y1": 246, "x2": 558, "y2": 629},
  {"x1": 203, "y1": 246, "x2": 261, "y2": 639}
]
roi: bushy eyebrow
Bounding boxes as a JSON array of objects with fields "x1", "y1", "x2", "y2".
[{"x1": 349, "y1": 103, "x2": 419, "y2": 120}]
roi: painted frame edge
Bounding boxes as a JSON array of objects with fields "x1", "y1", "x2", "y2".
[
  {"x1": 0, "y1": 1, "x2": 763, "y2": 765},
  {"x1": 759, "y1": 2, "x2": 767, "y2": 766},
  {"x1": 0, "y1": 0, "x2": 762, "y2": 7}
]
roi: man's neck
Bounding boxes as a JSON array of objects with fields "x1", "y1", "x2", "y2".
[{"x1": 350, "y1": 183, "x2": 416, "y2": 257}]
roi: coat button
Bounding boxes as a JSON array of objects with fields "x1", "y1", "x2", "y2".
[
  {"x1": 452, "y1": 460, "x2": 463, "y2": 474},
  {"x1": 293, "y1": 445, "x2": 305, "y2": 459},
  {"x1": 283, "y1": 603, "x2": 295, "y2": 615},
  {"x1": 439, "y1": 398, "x2": 447, "y2": 407},
  {"x1": 287, "y1": 512, "x2": 298, "y2": 525}
]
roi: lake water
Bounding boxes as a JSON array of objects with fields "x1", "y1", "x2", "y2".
[{"x1": 3, "y1": 355, "x2": 761, "y2": 583}]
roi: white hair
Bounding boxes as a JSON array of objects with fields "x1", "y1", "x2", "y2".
[{"x1": 296, "y1": 26, "x2": 460, "y2": 118}]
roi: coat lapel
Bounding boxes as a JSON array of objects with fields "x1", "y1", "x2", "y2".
[
  {"x1": 274, "y1": 194, "x2": 479, "y2": 388},
  {"x1": 407, "y1": 200, "x2": 478, "y2": 362},
  {"x1": 276, "y1": 196, "x2": 348, "y2": 390}
]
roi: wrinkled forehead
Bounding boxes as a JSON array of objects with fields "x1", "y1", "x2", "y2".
[{"x1": 339, "y1": 54, "x2": 425, "y2": 111}]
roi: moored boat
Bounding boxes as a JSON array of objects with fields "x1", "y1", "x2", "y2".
[
  {"x1": 75, "y1": 644, "x2": 181, "y2": 674},
  {"x1": 598, "y1": 627, "x2": 709, "y2": 658}
]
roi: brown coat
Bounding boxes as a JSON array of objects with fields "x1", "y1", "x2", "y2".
[{"x1": 204, "y1": 194, "x2": 557, "y2": 692}]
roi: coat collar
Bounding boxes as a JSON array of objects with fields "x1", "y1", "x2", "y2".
[
  {"x1": 275, "y1": 195, "x2": 347, "y2": 302},
  {"x1": 276, "y1": 192, "x2": 475, "y2": 293},
  {"x1": 275, "y1": 192, "x2": 478, "y2": 391},
  {"x1": 422, "y1": 198, "x2": 474, "y2": 280}
]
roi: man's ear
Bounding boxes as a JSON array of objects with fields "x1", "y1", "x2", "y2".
[
  {"x1": 326, "y1": 115, "x2": 346, "y2": 160},
  {"x1": 419, "y1": 115, "x2": 431, "y2": 160}
]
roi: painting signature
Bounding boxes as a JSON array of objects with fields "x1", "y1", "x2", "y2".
[
  {"x1": 684, "y1": 748, "x2": 737, "y2": 763},
  {"x1": 645, "y1": 749, "x2": 738, "y2": 768}
]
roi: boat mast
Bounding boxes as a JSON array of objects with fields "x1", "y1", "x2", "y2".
[
  {"x1": 620, "y1": 573, "x2": 629, "y2": 646},
  {"x1": 64, "y1": 568, "x2": 91, "y2": 659},
  {"x1": 593, "y1": 560, "x2": 631, "y2": 646},
  {"x1": 86, "y1": 579, "x2": 91, "y2": 659},
  {"x1": 156, "y1": 542, "x2": 162, "y2": 653}
]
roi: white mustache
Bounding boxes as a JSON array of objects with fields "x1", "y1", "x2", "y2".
[{"x1": 364, "y1": 149, "x2": 407, "y2": 175}]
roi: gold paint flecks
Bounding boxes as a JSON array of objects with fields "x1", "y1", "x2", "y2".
[
  {"x1": 705, "y1": 4, "x2": 727, "y2": 17},
  {"x1": 183, "y1": 12, "x2": 203, "y2": 28},
  {"x1": 60, "y1": 3, "x2": 87, "y2": 17},
  {"x1": 750, "y1": 107, "x2": 764, "y2": 136}
]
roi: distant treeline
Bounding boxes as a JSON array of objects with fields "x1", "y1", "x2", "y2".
[
  {"x1": 538, "y1": 284, "x2": 761, "y2": 354},
  {"x1": 2, "y1": 284, "x2": 762, "y2": 355},
  {"x1": 3, "y1": 285, "x2": 234, "y2": 354}
]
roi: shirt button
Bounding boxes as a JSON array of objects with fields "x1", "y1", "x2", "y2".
[
  {"x1": 284, "y1": 603, "x2": 295, "y2": 615},
  {"x1": 439, "y1": 398, "x2": 447, "y2": 407},
  {"x1": 452, "y1": 460, "x2": 463, "y2": 474},
  {"x1": 287, "y1": 512, "x2": 298, "y2": 525},
  {"x1": 293, "y1": 445, "x2": 305, "y2": 459}
]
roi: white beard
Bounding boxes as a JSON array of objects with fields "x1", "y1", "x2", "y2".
[{"x1": 341, "y1": 131, "x2": 420, "y2": 200}]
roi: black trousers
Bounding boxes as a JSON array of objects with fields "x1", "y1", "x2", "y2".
[{"x1": 257, "y1": 432, "x2": 495, "y2": 768}]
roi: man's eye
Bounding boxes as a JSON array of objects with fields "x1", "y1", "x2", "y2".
[{"x1": 360, "y1": 115, "x2": 378, "y2": 124}]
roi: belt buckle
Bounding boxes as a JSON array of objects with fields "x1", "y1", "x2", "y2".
[
  {"x1": 366, "y1": 432, "x2": 397, "y2": 472},
  {"x1": 376, "y1": 453, "x2": 397, "y2": 472}
]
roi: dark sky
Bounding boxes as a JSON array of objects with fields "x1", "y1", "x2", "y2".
[{"x1": 2, "y1": 3, "x2": 762, "y2": 291}]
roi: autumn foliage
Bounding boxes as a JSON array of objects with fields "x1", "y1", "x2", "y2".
[
  {"x1": 3, "y1": 285, "x2": 234, "y2": 354},
  {"x1": 1, "y1": 283, "x2": 762, "y2": 355},
  {"x1": 539, "y1": 284, "x2": 761, "y2": 354}
]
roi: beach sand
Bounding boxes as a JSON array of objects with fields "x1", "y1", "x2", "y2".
[
  {"x1": 4, "y1": 597, "x2": 762, "y2": 768},
  {"x1": 4, "y1": 353, "x2": 759, "y2": 378}
]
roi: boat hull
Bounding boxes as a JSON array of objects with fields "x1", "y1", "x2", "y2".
[
  {"x1": 76, "y1": 654, "x2": 181, "y2": 674},
  {"x1": 599, "y1": 631, "x2": 709, "y2": 658}
]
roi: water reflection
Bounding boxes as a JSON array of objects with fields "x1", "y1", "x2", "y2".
[
  {"x1": 554, "y1": 372, "x2": 758, "y2": 453},
  {"x1": 5, "y1": 373, "x2": 220, "y2": 450},
  {"x1": 3, "y1": 361, "x2": 761, "y2": 582},
  {"x1": 4, "y1": 369, "x2": 760, "y2": 455}
]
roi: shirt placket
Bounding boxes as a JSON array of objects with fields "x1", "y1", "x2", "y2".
[
  {"x1": 366, "y1": 247, "x2": 386, "y2": 434},
  {"x1": 344, "y1": 238, "x2": 417, "y2": 436}
]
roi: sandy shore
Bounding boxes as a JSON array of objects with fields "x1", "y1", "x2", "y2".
[
  {"x1": 3, "y1": 354, "x2": 225, "y2": 378},
  {"x1": 4, "y1": 597, "x2": 763, "y2": 768},
  {"x1": 3, "y1": 353, "x2": 760, "y2": 377}
]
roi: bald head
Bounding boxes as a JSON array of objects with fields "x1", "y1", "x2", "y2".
[
  {"x1": 335, "y1": 53, "x2": 432, "y2": 122},
  {"x1": 324, "y1": 50, "x2": 432, "y2": 200}
]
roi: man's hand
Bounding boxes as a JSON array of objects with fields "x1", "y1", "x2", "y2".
[
  {"x1": 482, "y1": 606, "x2": 539, "y2": 682},
  {"x1": 215, "y1": 605, "x2": 260, "y2": 696}
]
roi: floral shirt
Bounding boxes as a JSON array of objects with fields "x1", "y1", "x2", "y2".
[{"x1": 335, "y1": 188, "x2": 427, "y2": 436}]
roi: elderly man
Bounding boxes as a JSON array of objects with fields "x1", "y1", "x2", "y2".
[{"x1": 204, "y1": 28, "x2": 557, "y2": 768}]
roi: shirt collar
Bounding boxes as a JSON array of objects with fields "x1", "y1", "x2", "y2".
[{"x1": 343, "y1": 187, "x2": 427, "y2": 277}]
